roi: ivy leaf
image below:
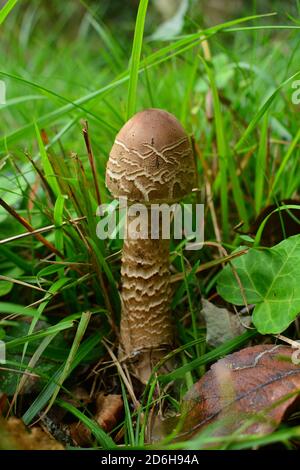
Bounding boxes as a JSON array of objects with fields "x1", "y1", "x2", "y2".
[{"x1": 217, "y1": 235, "x2": 300, "y2": 334}]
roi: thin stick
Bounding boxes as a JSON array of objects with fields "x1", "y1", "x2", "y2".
[
  {"x1": 205, "y1": 180, "x2": 223, "y2": 257},
  {"x1": 102, "y1": 339, "x2": 140, "y2": 410},
  {"x1": 276, "y1": 334, "x2": 300, "y2": 349},
  {"x1": 82, "y1": 121, "x2": 101, "y2": 207},
  {"x1": 0, "y1": 216, "x2": 86, "y2": 245},
  {"x1": 0, "y1": 197, "x2": 64, "y2": 259},
  {"x1": 170, "y1": 248, "x2": 248, "y2": 283},
  {"x1": 0, "y1": 275, "x2": 46, "y2": 292}
]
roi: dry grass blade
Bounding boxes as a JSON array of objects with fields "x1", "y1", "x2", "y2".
[
  {"x1": 0, "y1": 217, "x2": 86, "y2": 245},
  {"x1": 82, "y1": 121, "x2": 101, "y2": 206},
  {"x1": 102, "y1": 339, "x2": 140, "y2": 410},
  {"x1": 0, "y1": 197, "x2": 64, "y2": 258},
  {"x1": 171, "y1": 248, "x2": 249, "y2": 283}
]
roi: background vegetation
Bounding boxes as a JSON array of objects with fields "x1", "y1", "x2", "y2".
[{"x1": 0, "y1": 0, "x2": 300, "y2": 450}]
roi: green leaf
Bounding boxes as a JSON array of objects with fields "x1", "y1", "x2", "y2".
[{"x1": 217, "y1": 235, "x2": 300, "y2": 334}]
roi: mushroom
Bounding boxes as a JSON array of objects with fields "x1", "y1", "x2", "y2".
[{"x1": 106, "y1": 108, "x2": 196, "y2": 383}]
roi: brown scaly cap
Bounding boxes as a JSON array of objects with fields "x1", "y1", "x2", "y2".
[{"x1": 106, "y1": 108, "x2": 196, "y2": 203}]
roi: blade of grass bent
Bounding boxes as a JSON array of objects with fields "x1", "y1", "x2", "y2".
[
  {"x1": 57, "y1": 399, "x2": 116, "y2": 449},
  {"x1": 22, "y1": 332, "x2": 101, "y2": 424},
  {"x1": 44, "y1": 311, "x2": 91, "y2": 414},
  {"x1": 235, "y1": 70, "x2": 300, "y2": 152}
]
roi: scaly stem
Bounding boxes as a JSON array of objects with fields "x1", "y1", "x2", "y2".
[{"x1": 119, "y1": 210, "x2": 174, "y2": 383}]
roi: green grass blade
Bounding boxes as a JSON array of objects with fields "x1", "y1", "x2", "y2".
[
  {"x1": 201, "y1": 57, "x2": 229, "y2": 238},
  {"x1": 201, "y1": 57, "x2": 250, "y2": 231},
  {"x1": 0, "y1": 0, "x2": 18, "y2": 25},
  {"x1": 127, "y1": 0, "x2": 149, "y2": 119},
  {"x1": 254, "y1": 205, "x2": 300, "y2": 246},
  {"x1": 224, "y1": 25, "x2": 300, "y2": 32},
  {"x1": 180, "y1": 251, "x2": 200, "y2": 359},
  {"x1": 45, "y1": 311, "x2": 91, "y2": 412},
  {"x1": 54, "y1": 194, "x2": 66, "y2": 257},
  {"x1": 0, "y1": 302, "x2": 38, "y2": 318},
  {"x1": 160, "y1": 330, "x2": 257, "y2": 383},
  {"x1": 5, "y1": 320, "x2": 74, "y2": 349},
  {"x1": 0, "y1": 71, "x2": 117, "y2": 133},
  {"x1": 0, "y1": 14, "x2": 274, "y2": 152},
  {"x1": 22, "y1": 332, "x2": 101, "y2": 424},
  {"x1": 235, "y1": 70, "x2": 300, "y2": 152},
  {"x1": 121, "y1": 381, "x2": 135, "y2": 446},
  {"x1": 56, "y1": 399, "x2": 116, "y2": 449},
  {"x1": 270, "y1": 127, "x2": 300, "y2": 197},
  {"x1": 0, "y1": 245, "x2": 33, "y2": 272},
  {"x1": 255, "y1": 112, "x2": 269, "y2": 214},
  {"x1": 34, "y1": 122, "x2": 60, "y2": 198}
]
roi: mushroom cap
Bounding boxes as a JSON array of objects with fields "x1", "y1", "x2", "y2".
[{"x1": 106, "y1": 108, "x2": 196, "y2": 202}]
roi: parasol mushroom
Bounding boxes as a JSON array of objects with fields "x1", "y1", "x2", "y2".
[{"x1": 106, "y1": 108, "x2": 196, "y2": 383}]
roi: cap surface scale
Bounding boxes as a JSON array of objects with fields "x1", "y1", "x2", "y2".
[{"x1": 106, "y1": 108, "x2": 196, "y2": 202}]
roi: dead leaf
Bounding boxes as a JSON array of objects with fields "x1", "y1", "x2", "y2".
[
  {"x1": 178, "y1": 345, "x2": 300, "y2": 443},
  {"x1": 0, "y1": 417, "x2": 64, "y2": 450},
  {"x1": 70, "y1": 394, "x2": 123, "y2": 447},
  {"x1": 96, "y1": 393, "x2": 123, "y2": 432},
  {"x1": 63, "y1": 386, "x2": 92, "y2": 408},
  {"x1": 201, "y1": 299, "x2": 251, "y2": 347},
  {"x1": 69, "y1": 421, "x2": 92, "y2": 447}
]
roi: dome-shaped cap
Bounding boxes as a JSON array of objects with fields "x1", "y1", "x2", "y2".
[{"x1": 106, "y1": 108, "x2": 196, "y2": 202}]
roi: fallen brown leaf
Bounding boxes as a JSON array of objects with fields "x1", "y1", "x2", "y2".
[
  {"x1": 96, "y1": 393, "x2": 123, "y2": 432},
  {"x1": 201, "y1": 299, "x2": 251, "y2": 347},
  {"x1": 70, "y1": 394, "x2": 123, "y2": 447},
  {"x1": 180, "y1": 345, "x2": 300, "y2": 442},
  {"x1": 0, "y1": 417, "x2": 64, "y2": 450}
]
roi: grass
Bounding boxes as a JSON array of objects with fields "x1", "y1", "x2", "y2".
[{"x1": 0, "y1": 0, "x2": 300, "y2": 450}]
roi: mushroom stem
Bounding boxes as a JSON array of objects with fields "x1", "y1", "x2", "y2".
[
  {"x1": 105, "y1": 108, "x2": 196, "y2": 384},
  {"x1": 120, "y1": 210, "x2": 173, "y2": 383}
]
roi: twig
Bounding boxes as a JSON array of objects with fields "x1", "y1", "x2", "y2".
[
  {"x1": 82, "y1": 121, "x2": 101, "y2": 207},
  {"x1": 102, "y1": 339, "x2": 140, "y2": 410},
  {"x1": 171, "y1": 247, "x2": 248, "y2": 283},
  {"x1": 0, "y1": 216, "x2": 86, "y2": 245},
  {"x1": 0, "y1": 275, "x2": 46, "y2": 292},
  {"x1": 0, "y1": 197, "x2": 64, "y2": 258}
]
